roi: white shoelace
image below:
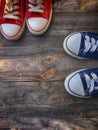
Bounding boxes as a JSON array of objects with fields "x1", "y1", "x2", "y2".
[
  {"x1": 4, "y1": 0, "x2": 20, "y2": 20},
  {"x1": 84, "y1": 35, "x2": 98, "y2": 53},
  {"x1": 28, "y1": 0, "x2": 44, "y2": 13},
  {"x1": 84, "y1": 72, "x2": 98, "y2": 93}
]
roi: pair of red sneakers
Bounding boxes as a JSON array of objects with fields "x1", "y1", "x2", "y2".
[{"x1": 0, "y1": 0, "x2": 52, "y2": 40}]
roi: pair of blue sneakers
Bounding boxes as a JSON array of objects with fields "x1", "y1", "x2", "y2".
[{"x1": 63, "y1": 32, "x2": 98, "y2": 98}]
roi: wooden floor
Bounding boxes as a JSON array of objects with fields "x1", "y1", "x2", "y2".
[{"x1": 0, "y1": 0, "x2": 98, "y2": 130}]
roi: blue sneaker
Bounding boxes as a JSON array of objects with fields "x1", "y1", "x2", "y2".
[
  {"x1": 63, "y1": 32, "x2": 98, "y2": 59},
  {"x1": 64, "y1": 68, "x2": 98, "y2": 98}
]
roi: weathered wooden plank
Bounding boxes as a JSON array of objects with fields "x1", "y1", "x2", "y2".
[
  {"x1": 0, "y1": 117, "x2": 97, "y2": 130},
  {"x1": 0, "y1": 47, "x2": 98, "y2": 81},
  {"x1": 0, "y1": 81, "x2": 97, "y2": 106},
  {"x1": 1, "y1": 13, "x2": 98, "y2": 46},
  {"x1": 0, "y1": 81, "x2": 98, "y2": 116},
  {"x1": 0, "y1": 82, "x2": 98, "y2": 130},
  {"x1": 53, "y1": 0, "x2": 98, "y2": 12}
]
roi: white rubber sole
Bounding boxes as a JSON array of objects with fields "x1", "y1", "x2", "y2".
[
  {"x1": 63, "y1": 32, "x2": 86, "y2": 60},
  {"x1": 1, "y1": 21, "x2": 25, "y2": 41},
  {"x1": 64, "y1": 69, "x2": 91, "y2": 98},
  {"x1": 26, "y1": 8, "x2": 52, "y2": 35}
]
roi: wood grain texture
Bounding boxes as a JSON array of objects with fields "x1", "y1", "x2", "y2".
[
  {"x1": 0, "y1": 82, "x2": 98, "y2": 130},
  {"x1": 53, "y1": 0, "x2": 98, "y2": 12},
  {"x1": 0, "y1": 47, "x2": 98, "y2": 81},
  {"x1": 0, "y1": 0, "x2": 98, "y2": 129}
]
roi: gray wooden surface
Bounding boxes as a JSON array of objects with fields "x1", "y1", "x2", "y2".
[{"x1": 0, "y1": 0, "x2": 98, "y2": 130}]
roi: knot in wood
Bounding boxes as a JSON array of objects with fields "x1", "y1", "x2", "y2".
[
  {"x1": 40, "y1": 69, "x2": 56, "y2": 80},
  {"x1": 44, "y1": 56, "x2": 53, "y2": 64}
]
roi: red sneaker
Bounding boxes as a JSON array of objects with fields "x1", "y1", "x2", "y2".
[
  {"x1": 26, "y1": 0, "x2": 52, "y2": 35},
  {"x1": 0, "y1": 0, "x2": 25, "y2": 40}
]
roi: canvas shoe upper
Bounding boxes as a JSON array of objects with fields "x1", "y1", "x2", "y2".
[
  {"x1": 63, "y1": 32, "x2": 98, "y2": 59},
  {"x1": 64, "y1": 68, "x2": 98, "y2": 98},
  {"x1": 0, "y1": 0, "x2": 25, "y2": 40},
  {"x1": 26, "y1": 0, "x2": 52, "y2": 35}
]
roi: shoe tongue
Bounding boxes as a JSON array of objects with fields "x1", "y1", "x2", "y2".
[
  {"x1": 5, "y1": 0, "x2": 13, "y2": 13},
  {"x1": 79, "y1": 71, "x2": 88, "y2": 95},
  {"x1": 78, "y1": 33, "x2": 85, "y2": 56}
]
